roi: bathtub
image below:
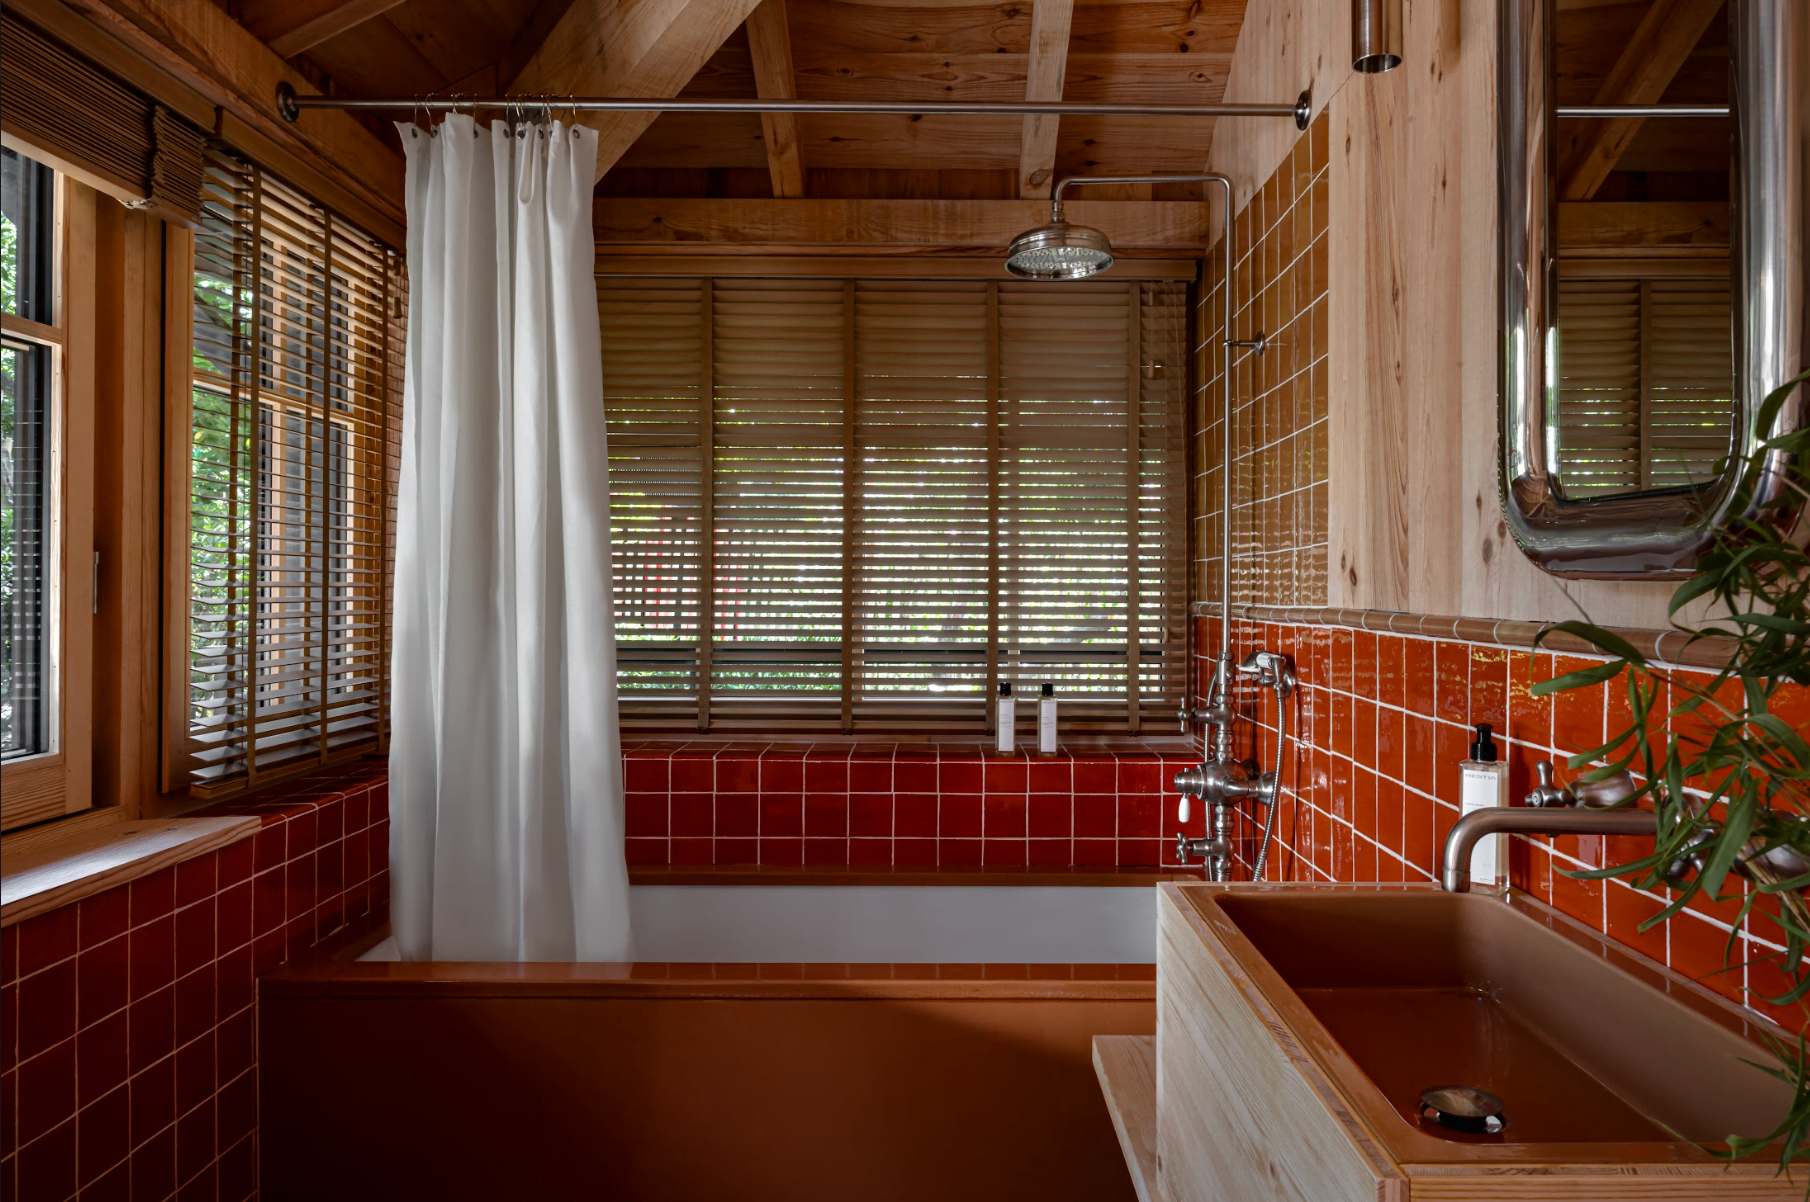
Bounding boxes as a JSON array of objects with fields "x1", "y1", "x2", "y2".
[
  {"x1": 261, "y1": 868, "x2": 1179, "y2": 1202},
  {"x1": 359, "y1": 880, "x2": 1159, "y2": 963}
]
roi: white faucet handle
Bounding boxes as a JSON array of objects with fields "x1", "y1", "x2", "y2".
[{"x1": 1178, "y1": 794, "x2": 1191, "y2": 824}]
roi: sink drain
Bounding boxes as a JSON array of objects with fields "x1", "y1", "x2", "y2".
[{"x1": 1419, "y1": 1086, "x2": 1507, "y2": 1135}]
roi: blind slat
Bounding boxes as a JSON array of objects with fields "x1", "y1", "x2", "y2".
[
  {"x1": 185, "y1": 146, "x2": 404, "y2": 796},
  {"x1": 1556, "y1": 276, "x2": 1734, "y2": 497},
  {"x1": 602, "y1": 274, "x2": 1190, "y2": 734}
]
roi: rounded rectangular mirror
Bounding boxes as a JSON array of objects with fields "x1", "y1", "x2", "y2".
[{"x1": 1499, "y1": 0, "x2": 1806, "y2": 577}]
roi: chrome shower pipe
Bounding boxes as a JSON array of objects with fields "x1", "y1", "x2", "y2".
[
  {"x1": 1051, "y1": 172, "x2": 1241, "y2": 711},
  {"x1": 275, "y1": 82, "x2": 1314, "y2": 128}
]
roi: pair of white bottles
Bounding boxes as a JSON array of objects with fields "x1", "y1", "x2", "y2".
[{"x1": 996, "y1": 682, "x2": 1059, "y2": 754}]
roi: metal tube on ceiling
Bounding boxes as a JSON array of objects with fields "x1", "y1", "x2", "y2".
[
  {"x1": 275, "y1": 82, "x2": 1315, "y2": 130},
  {"x1": 1352, "y1": 0, "x2": 1404, "y2": 73},
  {"x1": 1556, "y1": 105, "x2": 1731, "y2": 117}
]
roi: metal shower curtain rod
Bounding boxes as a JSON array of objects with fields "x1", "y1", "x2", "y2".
[{"x1": 275, "y1": 82, "x2": 1316, "y2": 130}]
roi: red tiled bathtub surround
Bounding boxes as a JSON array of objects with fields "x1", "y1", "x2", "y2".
[
  {"x1": 622, "y1": 741, "x2": 1205, "y2": 871},
  {"x1": 0, "y1": 762, "x2": 389, "y2": 1202},
  {"x1": 1191, "y1": 612, "x2": 1809, "y2": 1031}
]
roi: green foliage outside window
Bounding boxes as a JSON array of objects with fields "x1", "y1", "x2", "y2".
[{"x1": 187, "y1": 257, "x2": 254, "y2": 730}]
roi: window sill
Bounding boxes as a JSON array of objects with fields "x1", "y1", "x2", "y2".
[{"x1": 0, "y1": 815, "x2": 260, "y2": 927}]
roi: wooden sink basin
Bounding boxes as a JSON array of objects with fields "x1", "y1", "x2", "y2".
[{"x1": 1155, "y1": 883, "x2": 1795, "y2": 1201}]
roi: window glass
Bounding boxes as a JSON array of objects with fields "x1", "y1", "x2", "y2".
[
  {"x1": 2, "y1": 148, "x2": 55, "y2": 322},
  {"x1": 2, "y1": 150, "x2": 56, "y2": 760}
]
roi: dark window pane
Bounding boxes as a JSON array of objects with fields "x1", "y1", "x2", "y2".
[
  {"x1": 2, "y1": 340, "x2": 52, "y2": 758},
  {"x1": 2, "y1": 148, "x2": 56, "y2": 323}
]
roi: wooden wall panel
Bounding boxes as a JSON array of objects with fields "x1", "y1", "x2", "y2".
[{"x1": 1203, "y1": 0, "x2": 1691, "y2": 629}]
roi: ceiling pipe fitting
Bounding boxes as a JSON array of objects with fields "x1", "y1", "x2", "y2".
[{"x1": 1353, "y1": 0, "x2": 1404, "y2": 74}]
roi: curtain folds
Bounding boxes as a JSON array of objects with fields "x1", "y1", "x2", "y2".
[{"x1": 391, "y1": 116, "x2": 631, "y2": 961}]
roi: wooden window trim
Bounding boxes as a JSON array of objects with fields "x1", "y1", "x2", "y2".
[{"x1": 3, "y1": 172, "x2": 96, "y2": 831}]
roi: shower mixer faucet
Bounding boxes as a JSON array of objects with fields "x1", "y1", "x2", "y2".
[{"x1": 1173, "y1": 649, "x2": 1296, "y2": 881}]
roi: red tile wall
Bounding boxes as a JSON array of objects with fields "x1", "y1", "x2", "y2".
[
  {"x1": 1196, "y1": 614, "x2": 1807, "y2": 1031},
  {"x1": 621, "y1": 741, "x2": 1200, "y2": 870},
  {"x1": 0, "y1": 763, "x2": 389, "y2": 1202}
]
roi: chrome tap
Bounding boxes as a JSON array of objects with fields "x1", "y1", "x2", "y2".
[
  {"x1": 1440, "y1": 761, "x2": 1652, "y2": 893},
  {"x1": 1173, "y1": 649, "x2": 1296, "y2": 880},
  {"x1": 1177, "y1": 652, "x2": 1239, "y2": 761}
]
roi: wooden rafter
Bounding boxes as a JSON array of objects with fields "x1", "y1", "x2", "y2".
[
  {"x1": 240, "y1": 0, "x2": 407, "y2": 59},
  {"x1": 509, "y1": 0, "x2": 766, "y2": 183},
  {"x1": 745, "y1": 0, "x2": 806, "y2": 199},
  {"x1": 1558, "y1": 200, "x2": 1730, "y2": 253},
  {"x1": 499, "y1": 0, "x2": 581, "y2": 92},
  {"x1": 1017, "y1": 0, "x2": 1076, "y2": 199},
  {"x1": 1556, "y1": 0, "x2": 1725, "y2": 200}
]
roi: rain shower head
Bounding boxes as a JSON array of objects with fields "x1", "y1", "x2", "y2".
[
  {"x1": 1004, "y1": 170, "x2": 1260, "y2": 281},
  {"x1": 1004, "y1": 208, "x2": 1115, "y2": 280}
]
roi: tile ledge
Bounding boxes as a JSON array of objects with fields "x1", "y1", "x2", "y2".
[
  {"x1": 0, "y1": 815, "x2": 260, "y2": 927},
  {"x1": 629, "y1": 864, "x2": 1202, "y2": 888},
  {"x1": 1190, "y1": 602, "x2": 1736, "y2": 669}
]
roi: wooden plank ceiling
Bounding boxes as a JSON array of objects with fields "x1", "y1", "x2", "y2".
[
  {"x1": 224, "y1": 0, "x2": 1246, "y2": 203},
  {"x1": 220, "y1": 0, "x2": 1727, "y2": 254}
]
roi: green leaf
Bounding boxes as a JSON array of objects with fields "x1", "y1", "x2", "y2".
[
  {"x1": 1532, "y1": 659, "x2": 1626, "y2": 696},
  {"x1": 1537, "y1": 620, "x2": 1649, "y2": 665}
]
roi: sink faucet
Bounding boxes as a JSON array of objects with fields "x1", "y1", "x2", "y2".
[{"x1": 1439, "y1": 761, "x2": 1654, "y2": 893}]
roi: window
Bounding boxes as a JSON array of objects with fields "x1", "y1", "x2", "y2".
[
  {"x1": 1556, "y1": 274, "x2": 1735, "y2": 498},
  {"x1": 601, "y1": 275, "x2": 1191, "y2": 735},
  {"x1": 2, "y1": 146, "x2": 95, "y2": 830},
  {"x1": 179, "y1": 147, "x2": 403, "y2": 796}
]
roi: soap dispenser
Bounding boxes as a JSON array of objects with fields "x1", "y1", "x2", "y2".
[{"x1": 1458, "y1": 723, "x2": 1509, "y2": 888}]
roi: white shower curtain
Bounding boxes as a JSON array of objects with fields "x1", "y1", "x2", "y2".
[{"x1": 389, "y1": 115, "x2": 632, "y2": 961}]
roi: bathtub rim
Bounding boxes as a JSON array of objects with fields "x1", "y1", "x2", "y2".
[{"x1": 264, "y1": 867, "x2": 1178, "y2": 1002}]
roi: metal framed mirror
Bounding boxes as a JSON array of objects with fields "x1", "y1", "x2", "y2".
[{"x1": 1499, "y1": 0, "x2": 1806, "y2": 578}]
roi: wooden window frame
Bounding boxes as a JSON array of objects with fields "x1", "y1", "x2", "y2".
[{"x1": 2, "y1": 163, "x2": 96, "y2": 831}]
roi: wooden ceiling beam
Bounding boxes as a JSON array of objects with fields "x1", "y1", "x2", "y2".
[
  {"x1": 41, "y1": 0, "x2": 404, "y2": 242},
  {"x1": 1558, "y1": 199, "x2": 1730, "y2": 253},
  {"x1": 240, "y1": 0, "x2": 407, "y2": 59},
  {"x1": 509, "y1": 0, "x2": 766, "y2": 183},
  {"x1": 745, "y1": 0, "x2": 806, "y2": 198},
  {"x1": 499, "y1": 0, "x2": 580, "y2": 93},
  {"x1": 1556, "y1": 0, "x2": 1725, "y2": 201},
  {"x1": 594, "y1": 197, "x2": 1210, "y2": 249},
  {"x1": 1017, "y1": 0, "x2": 1076, "y2": 199}
]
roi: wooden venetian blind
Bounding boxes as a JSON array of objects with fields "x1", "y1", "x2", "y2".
[
  {"x1": 600, "y1": 276, "x2": 1190, "y2": 735},
  {"x1": 183, "y1": 146, "x2": 404, "y2": 795},
  {"x1": 0, "y1": 12, "x2": 207, "y2": 222},
  {"x1": 1556, "y1": 276, "x2": 1735, "y2": 497}
]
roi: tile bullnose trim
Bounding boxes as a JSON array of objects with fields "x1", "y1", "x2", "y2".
[
  {"x1": 1190, "y1": 602, "x2": 1737, "y2": 670},
  {"x1": 0, "y1": 815, "x2": 261, "y2": 926}
]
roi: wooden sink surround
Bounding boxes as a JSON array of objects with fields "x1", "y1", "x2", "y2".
[{"x1": 1144, "y1": 883, "x2": 1794, "y2": 1202}]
